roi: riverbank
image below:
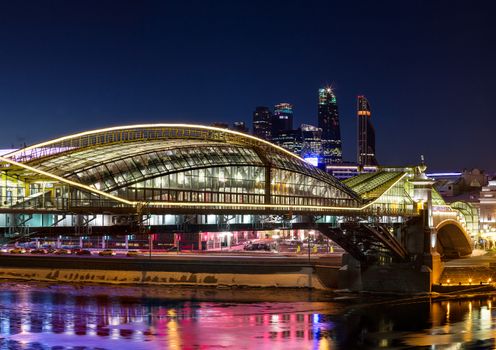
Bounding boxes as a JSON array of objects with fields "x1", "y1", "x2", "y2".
[{"x1": 0, "y1": 254, "x2": 340, "y2": 290}]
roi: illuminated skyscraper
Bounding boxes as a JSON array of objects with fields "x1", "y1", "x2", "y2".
[
  {"x1": 271, "y1": 129, "x2": 301, "y2": 155},
  {"x1": 357, "y1": 95, "x2": 378, "y2": 165},
  {"x1": 318, "y1": 87, "x2": 342, "y2": 164},
  {"x1": 300, "y1": 124, "x2": 322, "y2": 166},
  {"x1": 272, "y1": 103, "x2": 293, "y2": 135},
  {"x1": 252, "y1": 106, "x2": 272, "y2": 140}
]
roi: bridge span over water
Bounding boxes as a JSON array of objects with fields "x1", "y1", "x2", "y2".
[{"x1": 0, "y1": 124, "x2": 475, "y2": 262}]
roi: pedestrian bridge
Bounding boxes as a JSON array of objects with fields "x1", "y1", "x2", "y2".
[{"x1": 0, "y1": 124, "x2": 475, "y2": 260}]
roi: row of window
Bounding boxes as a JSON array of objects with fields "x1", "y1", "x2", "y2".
[{"x1": 69, "y1": 145, "x2": 262, "y2": 191}]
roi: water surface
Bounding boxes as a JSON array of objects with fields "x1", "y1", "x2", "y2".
[{"x1": 0, "y1": 282, "x2": 494, "y2": 349}]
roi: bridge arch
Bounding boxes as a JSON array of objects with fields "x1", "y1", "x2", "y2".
[{"x1": 435, "y1": 219, "x2": 472, "y2": 258}]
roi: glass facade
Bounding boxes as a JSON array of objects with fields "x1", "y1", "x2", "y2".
[
  {"x1": 68, "y1": 144, "x2": 262, "y2": 191},
  {"x1": 0, "y1": 125, "x2": 449, "y2": 219},
  {"x1": 117, "y1": 165, "x2": 266, "y2": 204}
]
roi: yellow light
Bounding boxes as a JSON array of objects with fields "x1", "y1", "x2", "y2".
[
  {"x1": 2, "y1": 123, "x2": 305, "y2": 163},
  {"x1": 0, "y1": 144, "x2": 411, "y2": 214},
  {"x1": 0, "y1": 155, "x2": 133, "y2": 205}
]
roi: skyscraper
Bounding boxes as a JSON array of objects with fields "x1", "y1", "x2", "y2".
[
  {"x1": 300, "y1": 124, "x2": 322, "y2": 166},
  {"x1": 318, "y1": 87, "x2": 342, "y2": 164},
  {"x1": 232, "y1": 121, "x2": 249, "y2": 133},
  {"x1": 272, "y1": 103, "x2": 293, "y2": 135},
  {"x1": 271, "y1": 129, "x2": 301, "y2": 155},
  {"x1": 252, "y1": 106, "x2": 272, "y2": 140},
  {"x1": 357, "y1": 95, "x2": 378, "y2": 165}
]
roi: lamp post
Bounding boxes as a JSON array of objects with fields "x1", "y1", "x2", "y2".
[
  {"x1": 308, "y1": 230, "x2": 315, "y2": 263},
  {"x1": 148, "y1": 232, "x2": 152, "y2": 259}
]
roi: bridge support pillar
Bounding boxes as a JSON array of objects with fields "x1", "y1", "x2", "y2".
[
  {"x1": 338, "y1": 254, "x2": 362, "y2": 291},
  {"x1": 337, "y1": 217, "x2": 442, "y2": 293},
  {"x1": 338, "y1": 256, "x2": 433, "y2": 293}
]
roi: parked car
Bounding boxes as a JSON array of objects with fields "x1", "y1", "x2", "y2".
[
  {"x1": 30, "y1": 248, "x2": 48, "y2": 254},
  {"x1": 9, "y1": 248, "x2": 27, "y2": 254},
  {"x1": 126, "y1": 250, "x2": 141, "y2": 257},
  {"x1": 54, "y1": 248, "x2": 71, "y2": 255},
  {"x1": 75, "y1": 249, "x2": 92, "y2": 256},
  {"x1": 243, "y1": 241, "x2": 275, "y2": 252},
  {"x1": 98, "y1": 249, "x2": 116, "y2": 256}
]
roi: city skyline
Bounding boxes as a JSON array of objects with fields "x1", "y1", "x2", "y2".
[{"x1": 0, "y1": 1, "x2": 494, "y2": 172}]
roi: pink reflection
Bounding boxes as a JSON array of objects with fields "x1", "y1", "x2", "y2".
[{"x1": 0, "y1": 290, "x2": 336, "y2": 350}]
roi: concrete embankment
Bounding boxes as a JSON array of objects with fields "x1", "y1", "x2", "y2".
[{"x1": 0, "y1": 255, "x2": 340, "y2": 290}]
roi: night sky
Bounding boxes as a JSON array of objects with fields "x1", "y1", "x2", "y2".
[{"x1": 0, "y1": 1, "x2": 494, "y2": 172}]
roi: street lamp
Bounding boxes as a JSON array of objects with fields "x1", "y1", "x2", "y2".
[{"x1": 308, "y1": 230, "x2": 315, "y2": 263}]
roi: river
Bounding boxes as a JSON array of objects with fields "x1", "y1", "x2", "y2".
[{"x1": 0, "y1": 281, "x2": 493, "y2": 349}]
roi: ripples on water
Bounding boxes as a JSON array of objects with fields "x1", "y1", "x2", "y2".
[{"x1": 0, "y1": 282, "x2": 495, "y2": 349}]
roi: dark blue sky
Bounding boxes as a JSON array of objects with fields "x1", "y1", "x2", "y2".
[{"x1": 0, "y1": 1, "x2": 494, "y2": 172}]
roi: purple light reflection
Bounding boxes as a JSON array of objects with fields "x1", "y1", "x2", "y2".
[{"x1": 0, "y1": 285, "x2": 337, "y2": 350}]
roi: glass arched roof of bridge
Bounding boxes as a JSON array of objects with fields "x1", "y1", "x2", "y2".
[{"x1": 0, "y1": 124, "x2": 363, "y2": 212}]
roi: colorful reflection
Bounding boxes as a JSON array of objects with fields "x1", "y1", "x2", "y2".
[
  {"x1": 0, "y1": 286, "x2": 337, "y2": 350},
  {"x1": 2, "y1": 282, "x2": 496, "y2": 349}
]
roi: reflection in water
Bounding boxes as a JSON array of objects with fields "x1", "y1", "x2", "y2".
[
  {"x1": 340, "y1": 296, "x2": 496, "y2": 349},
  {"x1": 1, "y1": 282, "x2": 496, "y2": 349},
  {"x1": 0, "y1": 283, "x2": 339, "y2": 350}
]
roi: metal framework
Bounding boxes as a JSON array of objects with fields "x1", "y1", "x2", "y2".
[
  {"x1": 0, "y1": 124, "x2": 367, "y2": 215},
  {"x1": 0, "y1": 124, "x2": 469, "y2": 221}
]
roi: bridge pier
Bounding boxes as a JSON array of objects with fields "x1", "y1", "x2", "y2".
[
  {"x1": 336, "y1": 209, "x2": 444, "y2": 294},
  {"x1": 338, "y1": 254, "x2": 434, "y2": 293}
]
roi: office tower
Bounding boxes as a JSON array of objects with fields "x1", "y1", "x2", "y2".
[
  {"x1": 272, "y1": 103, "x2": 293, "y2": 135},
  {"x1": 300, "y1": 124, "x2": 322, "y2": 166},
  {"x1": 252, "y1": 106, "x2": 272, "y2": 140},
  {"x1": 232, "y1": 121, "x2": 249, "y2": 133},
  {"x1": 318, "y1": 86, "x2": 342, "y2": 164},
  {"x1": 357, "y1": 95, "x2": 378, "y2": 165},
  {"x1": 271, "y1": 129, "x2": 301, "y2": 155}
]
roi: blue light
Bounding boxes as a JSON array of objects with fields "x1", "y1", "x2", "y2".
[
  {"x1": 303, "y1": 155, "x2": 320, "y2": 167},
  {"x1": 427, "y1": 172, "x2": 462, "y2": 177}
]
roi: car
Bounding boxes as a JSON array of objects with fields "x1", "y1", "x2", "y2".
[
  {"x1": 9, "y1": 248, "x2": 27, "y2": 254},
  {"x1": 243, "y1": 242, "x2": 272, "y2": 251},
  {"x1": 98, "y1": 249, "x2": 116, "y2": 256},
  {"x1": 75, "y1": 249, "x2": 92, "y2": 256},
  {"x1": 126, "y1": 250, "x2": 141, "y2": 257},
  {"x1": 54, "y1": 249, "x2": 71, "y2": 255},
  {"x1": 30, "y1": 248, "x2": 48, "y2": 254}
]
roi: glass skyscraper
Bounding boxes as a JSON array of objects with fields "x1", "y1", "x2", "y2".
[
  {"x1": 318, "y1": 87, "x2": 342, "y2": 164},
  {"x1": 272, "y1": 103, "x2": 293, "y2": 135},
  {"x1": 300, "y1": 124, "x2": 322, "y2": 167},
  {"x1": 252, "y1": 106, "x2": 272, "y2": 140},
  {"x1": 357, "y1": 95, "x2": 378, "y2": 165}
]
